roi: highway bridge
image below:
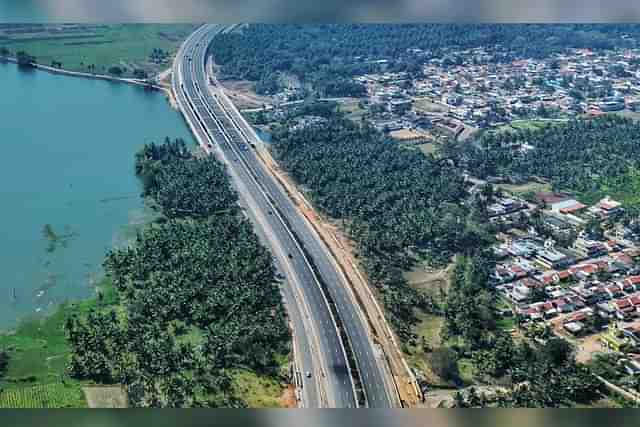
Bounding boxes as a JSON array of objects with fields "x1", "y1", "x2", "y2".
[{"x1": 173, "y1": 24, "x2": 397, "y2": 408}]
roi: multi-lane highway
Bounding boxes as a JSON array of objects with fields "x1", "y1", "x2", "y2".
[{"x1": 172, "y1": 24, "x2": 396, "y2": 408}]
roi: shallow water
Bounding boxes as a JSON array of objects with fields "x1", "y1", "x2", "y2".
[{"x1": 0, "y1": 62, "x2": 194, "y2": 329}]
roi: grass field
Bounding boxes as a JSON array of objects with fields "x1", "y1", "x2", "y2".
[
  {"x1": 612, "y1": 111, "x2": 640, "y2": 122},
  {"x1": 489, "y1": 119, "x2": 554, "y2": 135},
  {"x1": 509, "y1": 120, "x2": 551, "y2": 131},
  {"x1": 497, "y1": 181, "x2": 551, "y2": 195},
  {"x1": 0, "y1": 279, "x2": 116, "y2": 390},
  {"x1": 0, "y1": 24, "x2": 196, "y2": 77},
  {"x1": 413, "y1": 98, "x2": 449, "y2": 114},
  {"x1": 457, "y1": 358, "x2": 475, "y2": 385},
  {"x1": 405, "y1": 313, "x2": 447, "y2": 385},
  {"x1": 339, "y1": 99, "x2": 366, "y2": 120},
  {"x1": 83, "y1": 386, "x2": 128, "y2": 408},
  {"x1": 0, "y1": 279, "x2": 118, "y2": 407},
  {"x1": 416, "y1": 142, "x2": 438, "y2": 156},
  {"x1": 0, "y1": 382, "x2": 87, "y2": 408},
  {"x1": 230, "y1": 369, "x2": 286, "y2": 408}
]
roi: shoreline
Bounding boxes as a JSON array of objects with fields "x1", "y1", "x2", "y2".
[
  {"x1": 0, "y1": 60, "x2": 177, "y2": 336},
  {"x1": 1, "y1": 57, "x2": 177, "y2": 106}
]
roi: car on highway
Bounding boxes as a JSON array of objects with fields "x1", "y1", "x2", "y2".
[{"x1": 306, "y1": 371, "x2": 312, "y2": 378}]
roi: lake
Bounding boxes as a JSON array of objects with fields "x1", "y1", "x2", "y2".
[{"x1": 0, "y1": 62, "x2": 194, "y2": 330}]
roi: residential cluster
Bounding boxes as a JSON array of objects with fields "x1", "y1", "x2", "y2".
[
  {"x1": 483, "y1": 188, "x2": 640, "y2": 369},
  {"x1": 355, "y1": 46, "x2": 640, "y2": 137}
]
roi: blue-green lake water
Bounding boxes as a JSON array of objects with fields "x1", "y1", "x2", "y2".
[{"x1": 0, "y1": 62, "x2": 194, "y2": 330}]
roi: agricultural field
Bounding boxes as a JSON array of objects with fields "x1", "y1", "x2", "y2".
[
  {"x1": 0, "y1": 24, "x2": 196, "y2": 78},
  {"x1": 0, "y1": 382, "x2": 86, "y2": 408},
  {"x1": 0, "y1": 279, "x2": 118, "y2": 407}
]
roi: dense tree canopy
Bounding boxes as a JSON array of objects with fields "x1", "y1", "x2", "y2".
[
  {"x1": 0, "y1": 350, "x2": 8, "y2": 378},
  {"x1": 442, "y1": 253, "x2": 498, "y2": 349},
  {"x1": 211, "y1": 24, "x2": 639, "y2": 94},
  {"x1": 135, "y1": 138, "x2": 237, "y2": 218},
  {"x1": 66, "y1": 140, "x2": 289, "y2": 407},
  {"x1": 461, "y1": 115, "x2": 640, "y2": 210},
  {"x1": 272, "y1": 118, "x2": 494, "y2": 339}
]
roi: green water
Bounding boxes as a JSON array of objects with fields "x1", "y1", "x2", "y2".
[{"x1": 0, "y1": 62, "x2": 194, "y2": 330}]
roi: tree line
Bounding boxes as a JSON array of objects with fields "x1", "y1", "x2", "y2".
[
  {"x1": 65, "y1": 138, "x2": 290, "y2": 407},
  {"x1": 271, "y1": 117, "x2": 607, "y2": 406},
  {"x1": 210, "y1": 24, "x2": 640, "y2": 95},
  {"x1": 271, "y1": 118, "x2": 495, "y2": 340},
  {"x1": 459, "y1": 115, "x2": 640, "y2": 212},
  {"x1": 444, "y1": 255, "x2": 602, "y2": 407}
]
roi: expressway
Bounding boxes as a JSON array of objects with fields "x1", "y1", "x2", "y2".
[{"x1": 173, "y1": 24, "x2": 396, "y2": 408}]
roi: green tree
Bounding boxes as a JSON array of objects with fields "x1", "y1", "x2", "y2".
[
  {"x1": 0, "y1": 349, "x2": 9, "y2": 378},
  {"x1": 15, "y1": 51, "x2": 36, "y2": 67},
  {"x1": 429, "y1": 347, "x2": 460, "y2": 383},
  {"x1": 108, "y1": 65, "x2": 124, "y2": 76}
]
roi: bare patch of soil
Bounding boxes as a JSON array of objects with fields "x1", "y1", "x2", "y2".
[{"x1": 83, "y1": 386, "x2": 128, "y2": 408}]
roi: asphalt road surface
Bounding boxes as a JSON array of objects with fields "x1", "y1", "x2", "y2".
[{"x1": 173, "y1": 24, "x2": 395, "y2": 408}]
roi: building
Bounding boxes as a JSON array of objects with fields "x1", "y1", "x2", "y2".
[
  {"x1": 549, "y1": 199, "x2": 587, "y2": 215},
  {"x1": 589, "y1": 197, "x2": 624, "y2": 220},
  {"x1": 564, "y1": 321, "x2": 584, "y2": 336},
  {"x1": 598, "y1": 99, "x2": 625, "y2": 112},
  {"x1": 488, "y1": 197, "x2": 525, "y2": 218},
  {"x1": 388, "y1": 99, "x2": 413, "y2": 114},
  {"x1": 535, "y1": 248, "x2": 576, "y2": 270},
  {"x1": 573, "y1": 238, "x2": 608, "y2": 259},
  {"x1": 543, "y1": 214, "x2": 572, "y2": 233}
]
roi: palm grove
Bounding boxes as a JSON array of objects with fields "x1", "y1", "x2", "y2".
[
  {"x1": 271, "y1": 115, "x2": 605, "y2": 406},
  {"x1": 65, "y1": 139, "x2": 290, "y2": 407},
  {"x1": 460, "y1": 115, "x2": 640, "y2": 214}
]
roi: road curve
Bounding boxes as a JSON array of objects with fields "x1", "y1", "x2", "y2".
[{"x1": 173, "y1": 24, "x2": 396, "y2": 408}]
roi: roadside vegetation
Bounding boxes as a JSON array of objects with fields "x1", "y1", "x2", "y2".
[
  {"x1": 271, "y1": 116, "x2": 494, "y2": 340},
  {"x1": 271, "y1": 111, "x2": 611, "y2": 407}
]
